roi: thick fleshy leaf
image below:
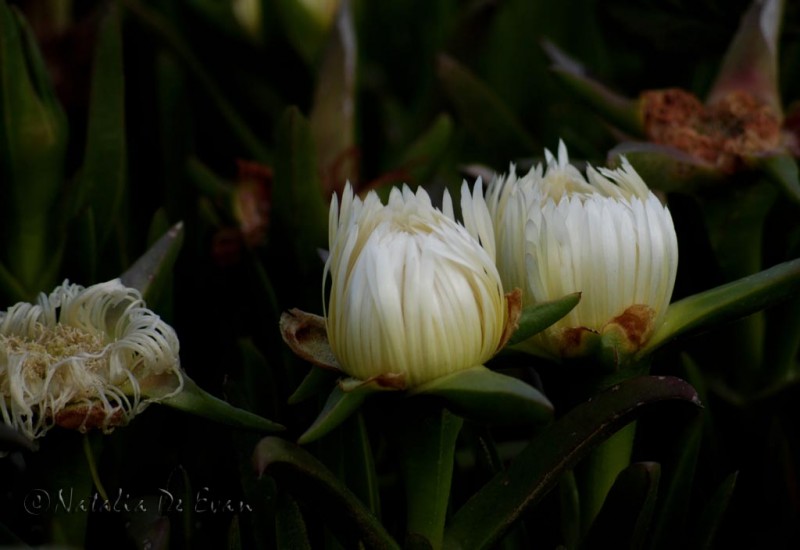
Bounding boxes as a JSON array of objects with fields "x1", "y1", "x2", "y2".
[
  {"x1": 275, "y1": 0, "x2": 338, "y2": 64},
  {"x1": 507, "y1": 292, "x2": 581, "y2": 346},
  {"x1": 289, "y1": 367, "x2": 340, "y2": 404},
  {"x1": 152, "y1": 375, "x2": 285, "y2": 433},
  {"x1": 393, "y1": 113, "x2": 454, "y2": 190},
  {"x1": 400, "y1": 407, "x2": 463, "y2": 549},
  {"x1": 275, "y1": 491, "x2": 312, "y2": 550},
  {"x1": 298, "y1": 378, "x2": 399, "y2": 444},
  {"x1": 690, "y1": 471, "x2": 738, "y2": 550},
  {"x1": 120, "y1": 221, "x2": 184, "y2": 304},
  {"x1": 581, "y1": 462, "x2": 661, "y2": 550},
  {"x1": 706, "y1": 0, "x2": 783, "y2": 115},
  {"x1": 437, "y1": 54, "x2": 538, "y2": 160},
  {"x1": 607, "y1": 142, "x2": 725, "y2": 193},
  {"x1": 410, "y1": 366, "x2": 553, "y2": 427},
  {"x1": 310, "y1": 0, "x2": 357, "y2": 193},
  {"x1": 75, "y1": 3, "x2": 127, "y2": 247},
  {"x1": 543, "y1": 40, "x2": 644, "y2": 137},
  {"x1": 758, "y1": 152, "x2": 800, "y2": 204},
  {"x1": 640, "y1": 258, "x2": 800, "y2": 357},
  {"x1": 0, "y1": 4, "x2": 67, "y2": 289},
  {"x1": 648, "y1": 417, "x2": 703, "y2": 550},
  {"x1": 123, "y1": 0, "x2": 269, "y2": 162},
  {"x1": 442, "y1": 376, "x2": 701, "y2": 550},
  {"x1": 272, "y1": 108, "x2": 329, "y2": 280},
  {"x1": 253, "y1": 437, "x2": 401, "y2": 550},
  {"x1": 0, "y1": 423, "x2": 36, "y2": 453}
]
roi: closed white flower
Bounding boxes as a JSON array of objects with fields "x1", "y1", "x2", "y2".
[
  {"x1": 487, "y1": 142, "x2": 679, "y2": 358},
  {"x1": 0, "y1": 279, "x2": 183, "y2": 442},
  {"x1": 324, "y1": 183, "x2": 512, "y2": 387}
]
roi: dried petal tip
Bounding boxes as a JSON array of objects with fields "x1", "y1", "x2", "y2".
[{"x1": 0, "y1": 279, "x2": 183, "y2": 444}]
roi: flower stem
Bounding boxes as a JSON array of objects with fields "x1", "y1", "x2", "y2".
[
  {"x1": 83, "y1": 434, "x2": 108, "y2": 502},
  {"x1": 399, "y1": 404, "x2": 463, "y2": 549}
]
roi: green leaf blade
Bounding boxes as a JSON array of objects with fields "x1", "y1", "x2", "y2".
[
  {"x1": 411, "y1": 366, "x2": 553, "y2": 427},
  {"x1": 443, "y1": 376, "x2": 701, "y2": 550}
]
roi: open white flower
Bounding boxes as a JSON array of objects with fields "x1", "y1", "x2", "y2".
[
  {"x1": 487, "y1": 141, "x2": 678, "y2": 358},
  {"x1": 324, "y1": 182, "x2": 514, "y2": 387},
  {"x1": 0, "y1": 279, "x2": 183, "y2": 442}
]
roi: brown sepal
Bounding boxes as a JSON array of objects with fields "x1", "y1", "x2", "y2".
[
  {"x1": 279, "y1": 308, "x2": 342, "y2": 371},
  {"x1": 497, "y1": 288, "x2": 523, "y2": 351}
]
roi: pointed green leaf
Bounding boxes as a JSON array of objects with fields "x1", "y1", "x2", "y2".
[
  {"x1": 75, "y1": 3, "x2": 127, "y2": 247},
  {"x1": 758, "y1": 153, "x2": 800, "y2": 205},
  {"x1": 298, "y1": 378, "x2": 395, "y2": 444},
  {"x1": 275, "y1": 491, "x2": 312, "y2": 550},
  {"x1": 155, "y1": 375, "x2": 284, "y2": 432},
  {"x1": 0, "y1": 423, "x2": 36, "y2": 453},
  {"x1": 641, "y1": 258, "x2": 800, "y2": 357},
  {"x1": 122, "y1": 0, "x2": 269, "y2": 162},
  {"x1": 410, "y1": 366, "x2": 553, "y2": 427},
  {"x1": 608, "y1": 142, "x2": 725, "y2": 193},
  {"x1": 400, "y1": 407, "x2": 463, "y2": 549},
  {"x1": 543, "y1": 40, "x2": 644, "y2": 137},
  {"x1": 443, "y1": 376, "x2": 701, "y2": 550},
  {"x1": 289, "y1": 367, "x2": 340, "y2": 405},
  {"x1": 437, "y1": 54, "x2": 538, "y2": 160},
  {"x1": 508, "y1": 292, "x2": 581, "y2": 346},
  {"x1": 706, "y1": 0, "x2": 783, "y2": 115},
  {"x1": 649, "y1": 417, "x2": 703, "y2": 550},
  {"x1": 581, "y1": 462, "x2": 661, "y2": 550},
  {"x1": 395, "y1": 113, "x2": 454, "y2": 188},
  {"x1": 0, "y1": 4, "x2": 67, "y2": 287},
  {"x1": 120, "y1": 221, "x2": 183, "y2": 303},
  {"x1": 690, "y1": 471, "x2": 738, "y2": 550},
  {"x1": 272, "y1": 107, "x2": 329, "y2": 282},
  {"x1": 253, "y1": 437, "x2": 401, "y2": 550},
  {"x1": 310, "y1": 0, "x2": 357, "y2": 189}
]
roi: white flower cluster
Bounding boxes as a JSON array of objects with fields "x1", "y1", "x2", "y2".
[
  {"x1": 0, "y1": 279, "x2": 183, "y2": 442},
  {"x1": 323, "y1": 141, "x2": 678, "y2": 384}
]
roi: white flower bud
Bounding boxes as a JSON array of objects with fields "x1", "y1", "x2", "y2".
[
  {"x1": 487, "y1": 141, "x2": 679, "y2": 358},
  {"x1": 324, "y1": 182, "x2": 509, "y2": 387}
]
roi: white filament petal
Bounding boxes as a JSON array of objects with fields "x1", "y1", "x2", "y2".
[{"x1": 0, "y1": 279, "x2": 183, "y2": 443}]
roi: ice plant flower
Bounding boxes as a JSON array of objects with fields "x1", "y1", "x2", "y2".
[
  {"x1": 0, "y1": 279, "x2": 183, "y2": 443},
  {"x1": 323, "y1": 182, "x2": 513, "y2": 388},
  {"x1": 487, "y1": 142, "x2": 678, "y2": 360}
]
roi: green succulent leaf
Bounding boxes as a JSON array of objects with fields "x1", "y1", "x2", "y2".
[
  {"x1": 608, "y1": 142, "x2": 725, "y2": 193},
  {"x1": 690, "y1": 471, "x2": 738, "y2": 550},
  {"x1": 289, "y1": 367, "x2": 340, "y2": 405},
  {"x1": 272, "y1": 107, "x2": 329, "y2": 282},
  {"x1": 154, "y1": 375, "x2": 285, "y2": 433},
  {"x1": 758, "y1": 153, "x2": 800, "y2": 205},
  {"x1": 581, "y1": 462, "x2": 661, "y2": 550},
  {"x1": 253, "y1": 436, "x2": 401, "y2": 550},
  {"x1": 309, "y1": 0, "x2": 357, "y2": 189},
  {"x1": 410, "y1": 366, "x2": 553, "y2": 427},
  {"x1": 648, "y1": 417, "x2": 703, "y2": 550},
  {"x1": 74, "y1": 3, "x2": 127, "y2": 248},
  {"x1": 508, "y1": 292, "x2": 582, "y2": 346},
  {"x1": 442, "y1": 376, "x2": 701, "y2": 550},
  {"x1": 543, "y1": 40, "x2": 644, "y2": 137},
  {"x1": 437, "y1": 54, "x2": 538, "y2": 161},
  {"x1": 641, "y1": 258, "x2": 800, "y2": 357},
  {"x1": 275, "y1": 491, "x2": 312, "y2": 550},
  {"x1": 0, "y1": 3, "x2": 67, "y2": 289},
  {"x1": 298, "y1": 378, "x2": 397, "y2": 444},
  {"x1": 120, "y1": 221, "x2": 184, "y2": 304},
  {"x1": 0, "y1": 423, "x2": 36, "y2": 453}
]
